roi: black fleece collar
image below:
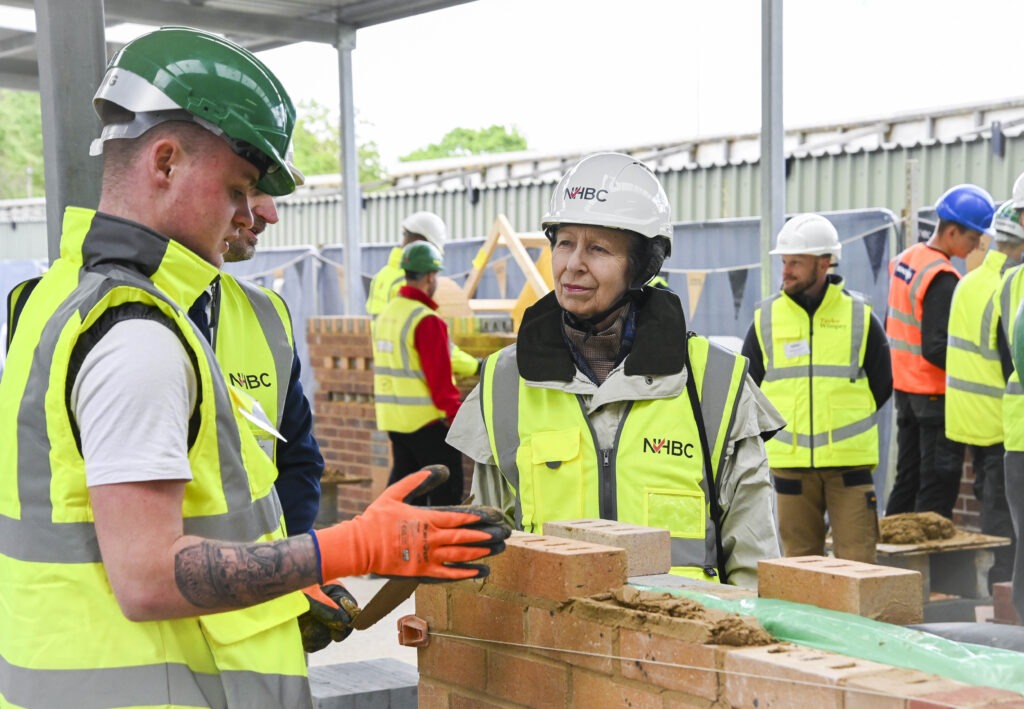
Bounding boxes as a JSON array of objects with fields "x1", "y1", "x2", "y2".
[{"x1": 516, "y1": 288, "x2": 688, "y2": 382}]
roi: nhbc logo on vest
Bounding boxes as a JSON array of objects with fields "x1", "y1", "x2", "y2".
[
  {"x1": 230, "y1": 372, "x2": 273, "y2": 389},
  {"x1": 893, "y1": 261, "x2": 916, "y2": 284},
  {"x1": 643, "y1": 437, "x2": 696, "y2": 458}
]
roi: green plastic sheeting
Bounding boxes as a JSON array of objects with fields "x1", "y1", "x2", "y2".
[{"x1": 634, "y1": 585, "x2": 1024, "y2": 695}]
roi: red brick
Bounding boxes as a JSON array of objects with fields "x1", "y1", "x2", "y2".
[
  {"x1": 758, "y1": 556, "x2": 923, "y2": 624},
  {"x1": 415, "y1": 583, "x2": 450, "y2": 631},
  {"x1": 416, "y1": 679, "x2": 450, "y2": 709},
  {"x1": 526, "y1": 606, "x2": 615, "y2": 674},
  {"x1": 570, "y1": 669, "x2": 664, "y2": 709},
  {"x1": 993, "y1": 582, "x2": 1022, "y2": 625},
  {"x1": 542, "y1": 519, "x2": 672, "y2": 577},
  {"x1": 619, "y1": 628, "x2": 719, "y2": 700},
  {"x1": 484, "y1": 533, "x2": 627, "y2": 602},
  {"x1": 417, "y1": 636, "x2": 487, "y2": 692},
  {"x1": 723, "y1": 643, "x2": 895, "y2": 709},
  {"x1": 486, "y1": 648, "x2": 569, "y2": 707},
  {"x1": 449, "y1": 588, "x2": 526, "y2": 646}
]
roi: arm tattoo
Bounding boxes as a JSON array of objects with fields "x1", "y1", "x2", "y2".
[{"x1": 174, "y1": 535, "x2": 318, "y2": 609}]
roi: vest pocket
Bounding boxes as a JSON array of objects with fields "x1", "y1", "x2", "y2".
[
  {"x1": 828, "y1": 393, "x2": 873, "y2": 450},
  {"x1": 524, "y1": 429, "x2": 584, "y2": 527},
  {"x1": 645, "y1": 488, "x2": 705, "y2": 538}
]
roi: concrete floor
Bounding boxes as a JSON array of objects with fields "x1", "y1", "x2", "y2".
[{"x1": 306, "y1": 575, "x2": 418, "y2": 669}]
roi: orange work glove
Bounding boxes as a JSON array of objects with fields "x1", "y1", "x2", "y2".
[
  {"x1": 311, "y1": 465, "x2": 511, "y2": 583},
  {"x1": 297, "y1": 580, "x2": 360, "y2": 653}
]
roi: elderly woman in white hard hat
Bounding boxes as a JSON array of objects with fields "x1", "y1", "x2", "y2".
[{"x1": 447, "y1": 152, "x2": 783, "y2": 588}]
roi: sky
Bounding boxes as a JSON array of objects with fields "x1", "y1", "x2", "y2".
[
  {"x1": 252, "y1": 0, "x2": 1024, "y2": 168},
  {"x1": 3, "y1": 0, "x2": 1023, "y2": 168}
]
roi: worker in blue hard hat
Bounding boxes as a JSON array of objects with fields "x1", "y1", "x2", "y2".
[{"x1": 885, "y1": 183, "x2": 997, "y2": 520}]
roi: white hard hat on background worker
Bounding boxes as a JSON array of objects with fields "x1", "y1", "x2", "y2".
[
  {"x1": 769, "y1": 213, "x2": 842, "y2": 264},
  {"x1": 401, "y1": 211, "x2": 448, "y2": 253}
]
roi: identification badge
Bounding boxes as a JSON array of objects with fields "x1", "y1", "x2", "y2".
[{"x1": 784, "y1": 340, "x2": 810, "y2": 358}]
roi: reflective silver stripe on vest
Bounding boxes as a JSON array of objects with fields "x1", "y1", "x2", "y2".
[
  {"x1": 887, "y1": 307, "x2": 916, "y2": 326},
  {"x1": 1002, "y1": 276, "x2": 1016, "y2": 343},
  {"x1": 1007, "y1": 379, "x2": 1024, "y2": 395},
  {"x1": 889, "y1": 339, "x2": 922, "y2": 355},
  {"x1": 0, "y1": 656, "x2": 227, "y2": 709},
  {"x1": 772, "y1": 411, "x2": 879, "y2": 448},
  {"x1": 909, "y1": 259, "x2": 949, "y2": 308},
  {"x1": 847, "y1": 295, "x2": 866, "y2": 380},
  {"x1": 378, "y1": 305, "x2": 432, "y2": 401},
  {"x1": 948, "y1": 296, "x2": 1000, "y2": 361},
  {"x1": 235, "y1": 280, "x2": 292, "y2": 426},
  {"x1": 373, "y1": 394, "x2": 435, "y2": 406},
  {"x1": 9, "y1": 270, "x2": 280, "y2": 564},
  {"x1": 946, "y1": 376, "x2": 1006, "y2": 399},
  {"x1": 0, "y1": 656, "x2": 312, "y2": 709},
  {"x1": 758, "y1": 295, "x2": 781, "y2": 371},
  {"x1": 764, "y1": 364, "x2": 866, "y2": 382},
  {"x1": 483, "y1": 346, "x2": 524, "y2": 529}
]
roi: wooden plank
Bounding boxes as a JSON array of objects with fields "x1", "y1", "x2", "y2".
[{"x1": 876, "y1": 532, "x2": 1010, "y2": 557}]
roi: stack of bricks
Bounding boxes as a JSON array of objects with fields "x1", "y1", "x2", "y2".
[
  {"x1": 306, "y1": 315, "x2": 515, "y2": 522},
  {"x1": 413, "y1": 523, "x2": 1024, "y2": 707},
  {"x1": 953, "y1": 453, "x2": 982, "y2": 532}
]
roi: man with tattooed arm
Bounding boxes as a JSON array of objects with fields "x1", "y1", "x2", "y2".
[{"x1": 0, "y1": 27, "x2": 509, "y2": 709}]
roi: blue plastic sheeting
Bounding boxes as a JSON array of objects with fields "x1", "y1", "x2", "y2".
[{"x1": 645, "y1": 587, "x2": 1024, "y2": 695}]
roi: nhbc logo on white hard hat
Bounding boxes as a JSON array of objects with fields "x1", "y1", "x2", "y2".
[{"x1": 565, "y1": 186, "x2": 609, "y2": 202}]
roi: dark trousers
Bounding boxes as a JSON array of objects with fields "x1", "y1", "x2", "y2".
[
  {"x1": 1004, "y1": 450, "x2": 1024, "y2": 621},
  {"x1": 973, "y1": 444, "x2": 1015, "y2": 588},
  {"x1": 885, "y1": 391, "x2": 964, "y2": 519},
  {"x1": 387, "y1": 421, "x2": 465, "y2": 506}
]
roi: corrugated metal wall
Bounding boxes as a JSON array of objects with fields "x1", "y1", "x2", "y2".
[
  {"x1": 3, "y1": 130, "x2": 1022, "y2": 258},
  {"x1": 265, "y1": 130, "x2": 1024, "y2": 248}
]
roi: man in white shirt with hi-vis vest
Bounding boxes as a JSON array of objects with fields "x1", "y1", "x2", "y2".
[
  {"x1": 946, "y1": 201, "x2": 1024, "y2": 590},
  {"x1": 743, "y1": 214, "x2": 892, "y2": 563}
]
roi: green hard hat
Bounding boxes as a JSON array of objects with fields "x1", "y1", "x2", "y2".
[
  {"x1": 401, "y1": 241, "x2": 444, "y2": 273},
  {"x1": 91, "y1": 26, "x2": 297, "y2": 196}
]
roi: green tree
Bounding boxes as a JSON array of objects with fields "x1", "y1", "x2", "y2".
[
  {"x1": 400, "y1": 125, "x2": 527, "y2": 162},
  {"x1": 291, "y1": 99, "x2": 384, "y2": 185},
  {"x1": 0, "y1": 89, "x2": 46, "y2": 199}
]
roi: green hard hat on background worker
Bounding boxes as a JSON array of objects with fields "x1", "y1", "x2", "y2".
[
  {"x1": 401, "y1": 242, "x2": 444, "y2": 273},
  {"x1": 90, "y1": 26, "x2": 298, "y2": 196}
]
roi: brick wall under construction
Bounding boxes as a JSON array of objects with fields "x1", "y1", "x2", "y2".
[{"x1": 306, "y1": 315, "x2": 514, "y2": 523}]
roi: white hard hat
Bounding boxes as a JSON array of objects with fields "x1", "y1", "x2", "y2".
[
  {"x1": 993, "y1": 201, "x2": 1024, "y2": 242},
  {"x1": 402, "y1": 211, "x2": 448, "y2": 253},
  {"x1": 541, "y1": 152, "x2": 673, "y2": 243},
  {"x1": 1013, "y1": 173, "x2": 1024, "y2": 210},
  {"x1": 770, "y1": 214, "x2": 842, "y2": 263}
]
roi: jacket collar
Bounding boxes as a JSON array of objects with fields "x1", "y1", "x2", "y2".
[
  {"x1": 65, "y1": 207, "x2": 219, "y2": 312},
  {"x1": 516, "y1": 288, "x2": 688, "y2": 382}
]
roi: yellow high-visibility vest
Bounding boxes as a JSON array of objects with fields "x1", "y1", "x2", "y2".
[
  {"x1": 0, "y1": 208, "x2": 308, "y2": 709},
  {"x1": 946, "y1": 250, "x2": 1009, "y2": 446},
  {"x1": 754, "y1": 283, "x2": 879, "y2": 468},
  {"x1": 373, "y1": 294, "x2": 447, "y2": 432}
]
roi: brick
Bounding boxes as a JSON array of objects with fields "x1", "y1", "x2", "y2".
[
  {"x1": 758, "y1": 556, "x2": 923, "y2": 624},
  {"x1": 450, "y1": 692, "x2": 507, "y2": 709},
  {"x1": 416, "y1": 679, "x2": 449, "y2": 709},
  {"x1": 993, "y1": 582, "x2": 1022, "y2": 625},
  {"x1": 542, "y1": 519, "x2": 672, "y2": 577},
  {"x1": 415, "y1": 583, "x2": 450, "y2": 631},
  {"x1": 570, "y1": 669, "x2": 664, "y2": 709},
  {"x1": 723, "y1": 643, "x2": 895, "y2": 709},
  {"x1": 449, "y1": 588, "x2": 526, "y2": 645},
  {"x1": 910, "y1": 685, "x2": 1024, "y2": 707},
  {"x1": 844, "y1": 668, "x2": 966, "y2": 709},
  {"x1": 484, "y1": 533, "x2": 627, "y2": 602},
  {"x1": 416, "y1": 636, "x2": 487, "y2": 692},
  {"x1": 619, "y1": 628, "x2": 719, "y2": 700},
  {"x1": 486, "y1": 648, "x2": 569, "y2": 707},
  {"x1": 526, "y1": 605, "x2": 615, "y2": 674}
]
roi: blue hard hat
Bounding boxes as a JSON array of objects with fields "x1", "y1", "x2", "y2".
[{"x1": 934, "y1": 183, "x2": 997, "y2": 236}]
